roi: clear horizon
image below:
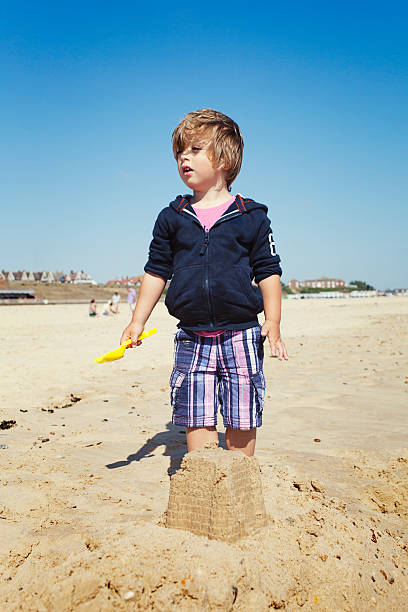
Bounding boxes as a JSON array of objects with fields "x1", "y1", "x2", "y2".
[{"x1": 1, "y1": 2, "x2": 407, "y2": 289}]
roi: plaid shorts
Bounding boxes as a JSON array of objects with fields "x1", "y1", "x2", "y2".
[{"x1": 169, "y1": 326, "x2": 265, "y2": 430}]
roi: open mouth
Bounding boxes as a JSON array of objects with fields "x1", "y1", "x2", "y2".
[{"x1": 183, "y1": 166, "x2": 193, "y2": 174}]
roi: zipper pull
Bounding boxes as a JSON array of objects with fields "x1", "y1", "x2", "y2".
[{"x1": 200, "y1": 232, "x2": 209, "y2": 255}]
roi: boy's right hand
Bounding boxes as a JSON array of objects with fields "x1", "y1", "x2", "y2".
[{"x1": 120, "y1": 322, "x2": 144, "y2": 348}]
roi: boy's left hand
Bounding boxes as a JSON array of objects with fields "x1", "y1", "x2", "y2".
[{"x1": 261, "y1": 321, "x2": 288, "y2": 361}]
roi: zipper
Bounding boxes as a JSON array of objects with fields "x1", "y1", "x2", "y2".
[
  {"x1": 200, "y1": 230, "x2": 213, "y2": 327},
  {"x1": 204, "y1": 212, "x2": 242, "y2": 327},
  {"x1": 200, "y1": 232, "x2": 209, "y2": 255},
  {"x1": 181, "y1": 210, "x2": 213, "y2": 323},
  {"x1": 181, "y1": 206, "x2": 243, "y2": 328}
]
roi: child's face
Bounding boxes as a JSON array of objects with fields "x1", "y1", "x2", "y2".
[{"x1": 176, "y1": 140, "x2": 225, "y2": 191}]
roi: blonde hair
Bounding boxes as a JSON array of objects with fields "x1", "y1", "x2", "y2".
[{"x1": 172, "y1": 109, "x2": 244, "y2": 188}]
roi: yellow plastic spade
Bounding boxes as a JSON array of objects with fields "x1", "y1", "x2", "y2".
[{"x1": 94, "y1": 328, "x2": 158, "y2": 363}]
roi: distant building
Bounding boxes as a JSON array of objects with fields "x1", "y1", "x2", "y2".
[
  {"x1": 13, "y1": 270, "x2": 29, "y2": 281},
  {"x1": 40, "y1": 271, "x2": 54, "y2": 282},
  {"x1": 65, "y1": 270, "x2": 95, "y2": 284},
  {"x1": 63, "y1": 269, "x2": 95, "y2": 284},
  {"x1": 290, "y1": 276, "x2": 346, "y2": 291},
  {"x1": 2, "y1": 269, "x2": 95, "y2": 284},
  {"x1": 65, "y1": 270, "x2": 77, "y2": 283},
  {"x1": 106, "y1": 275, "x2": 143, "y2": 287}
]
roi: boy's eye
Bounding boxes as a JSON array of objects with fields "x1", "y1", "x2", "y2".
[{"x1": 176, "y1": 145, "x2": 203, "y2": 157}]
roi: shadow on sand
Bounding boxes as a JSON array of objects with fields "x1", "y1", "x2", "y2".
[{"x1": 106, "y1": 422, "x2": 226, "y2": 476}]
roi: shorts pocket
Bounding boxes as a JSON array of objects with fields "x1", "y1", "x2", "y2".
[
  {"x1": 232, "y1": 326, "x2": 264, "y2": 370},
  {"x1": 175, "y1": 329, "x2": 197, "y2": 352},
  {"x1": 250, "y1": 371, "x2": 266, "y2": 414},
  {"x1": 169, "y1": 369, "x2": 186, "y2": 412}
]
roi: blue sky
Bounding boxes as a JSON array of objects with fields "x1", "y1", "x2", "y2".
[{"x1": 1, "y1": 1, "x2": 407, "y2": 288}]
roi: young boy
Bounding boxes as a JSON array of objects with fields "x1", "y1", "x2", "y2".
[{"x1": 120, "y1": 109, "x2": 288, "y2": 457}]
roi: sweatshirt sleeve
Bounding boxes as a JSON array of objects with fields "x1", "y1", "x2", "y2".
[
  {"x1": 249, "y1": 211, "x2": 282, "y2": 283},
  {"x1": 144, "y1": 209, "x2": 173, "y2": 280}
]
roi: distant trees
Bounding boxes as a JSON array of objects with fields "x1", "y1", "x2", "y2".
[
  {"x1": 349, "y1": 280, "x2": 375, "y2": 291},
  {"x1": 279, "y1": 279, "x2": 376, "y2": 294},
  {"x1": 280, "y1": 282, "x2": 293, "y2": 294},
  {"x1": 298, "y1": 286, "x2": 347, "y2": 294}
]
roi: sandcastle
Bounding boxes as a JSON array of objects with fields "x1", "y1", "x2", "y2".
[{"x1": 165, "y1": 445, "x2": 267, "y2": 543}]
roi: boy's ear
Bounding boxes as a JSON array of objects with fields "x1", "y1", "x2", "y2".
[
  {"x1": 219, "y1": 155, "x2": 231, "y2": 171},
  {"x1": 215, "y1": 159, "x2": 230, "y2": 171}
]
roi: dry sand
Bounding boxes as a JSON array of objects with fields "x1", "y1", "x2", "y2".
[{"x1": 0, "y1": 297, "x2": 407, "y2": 611}]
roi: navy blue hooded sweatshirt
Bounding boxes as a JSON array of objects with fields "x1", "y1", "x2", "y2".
[{"x1": 144, "y1": 194, "x2": 282, "y2": 331}]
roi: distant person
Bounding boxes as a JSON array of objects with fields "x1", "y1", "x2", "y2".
[
  {"x1": 111, "y1": 291, "x2": 120, "y2": 314},
  {"x1": 127, "y1": 287, "x2": 137, "y2": 312},
  {"x1": 89, "y1": 299, "x2": 97, "y2": 317},
  {"x1": 120, "y1": 108, "x2": 287, "y2": 460},
  {"x1": 102, "y1": 299, "x2": 114, "y2": 316}
]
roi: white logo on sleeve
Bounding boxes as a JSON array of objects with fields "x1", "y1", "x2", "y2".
[{"x1": 268, "y1": 233, "x2": 277, "y2": 255}]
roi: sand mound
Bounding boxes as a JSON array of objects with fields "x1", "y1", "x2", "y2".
[
  {"x1": 166, "y1": 446, "x2": 267, "y2": 542},
  {"x1": 2, "y1": 454, "x2": 408, "y2": 611},
  {"x1": 0, "y1": 524, "x2": 296, "y2": 611},
  {"x1": 363, "y1": 457, "x2": 408, "y2": 517}
]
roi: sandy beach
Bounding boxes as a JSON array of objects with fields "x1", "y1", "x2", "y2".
[{"x1": 0, "y1": 297, "x2": 407, "y2": 611}]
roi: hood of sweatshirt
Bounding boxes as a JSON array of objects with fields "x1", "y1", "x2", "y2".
[{"x1": 168, "y1": 194, "x2": 268, "y2": 217}]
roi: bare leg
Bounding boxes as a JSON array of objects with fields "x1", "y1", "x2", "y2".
[
  {"x1": 225, "y1": 427, "x2": 256, "y2": 457},
  {"x1": 186, "y1": 426, "x2": 218, "y2": 452}
]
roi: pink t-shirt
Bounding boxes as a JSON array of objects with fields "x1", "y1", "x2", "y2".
[
  {"x1": 192, "y1": 196, "x2": 236, "y2": 337},
  {"x1": 192, "y1": 196, "x2": 235, "y2": 232}
]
